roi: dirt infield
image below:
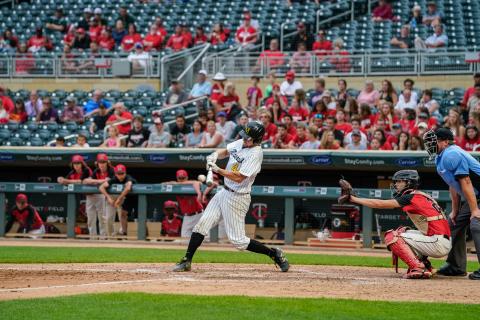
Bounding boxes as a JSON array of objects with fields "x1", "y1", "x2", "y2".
[{"x1": 0, "y1": 263, "x2": 477, "y2": 303}]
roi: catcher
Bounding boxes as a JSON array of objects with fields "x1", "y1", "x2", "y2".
[{"x1": 338, "y1": 170, "x2": 451, "y2": 279}]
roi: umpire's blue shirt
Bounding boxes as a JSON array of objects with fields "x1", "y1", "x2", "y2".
[{"x1": 436, "y1": 145, "x2": 480, "y2": 198}]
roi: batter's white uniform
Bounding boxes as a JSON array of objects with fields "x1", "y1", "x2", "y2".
[{"x1": 193, "y1": 139, "x2": 262, "y2": 250}]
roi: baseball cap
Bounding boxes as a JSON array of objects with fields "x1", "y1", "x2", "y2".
[
  {"x1": 216, "y1": 111, "x2": 227, "y2": 118},
  {"x1": 198, "y1": 69, "x2": 207, "y2": 76},
  {"x1": 114, "y1": 164, "x2": 127, "y2": 174},
  {"x1": 84, "y1": 7, "x2": 92, "y2": 13},
  {"x1": 135, "y1": 42, "x2": 143, "y2": 49},
  {"x1": 77, "y1": 28, "x2": 85, "y2": 34},
  {"x1": 434, "y1": 127, "x2": 454, "y2": 141},
  {"x1": 176, "y1": 169, "x2": 188, "y2": 179},
  {"x1": 272, "y1": 84, "x2": 280, "y2": 90},
  {"x1": 94, "y1": 7, "x2": 102, "y2": 14},
  {"x1": 351, "y1": 129, "x2": 361, "y2": 136},
  {"x1": 96, "y1": 153, "x2": 108, "y2": 162},
  {"x1": 16, "y1": 193, "x2": 28, "y2": 203},
  {"x1": 286, "y1": 70, "x2": 295, "y2": 79},
  {"x1": 65, "y1": 95, "x2": 75, "y2": 103},
  {"x1": 72, "y1": 155, "x2": 84, "y2": 163},
  {"x1": 164, "y1": 200, "x2": 177, "y2": 209},
  {"x1": 418, "y1": 122, "x2": 428, "y2": 129}
]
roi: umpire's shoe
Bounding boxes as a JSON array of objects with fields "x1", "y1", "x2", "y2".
[
  {"x1": 468, "y1": 269, "x2": 480, "y2": 280},
  {"x1": 272, "y1": 248, "x2": 290, "y2": 272},
  {"x1": 437, "y1": 265, "x2": 467, "y2": 277},
  {"x1": 173, "y1": 257, "x2": 191, "y2": 272}
]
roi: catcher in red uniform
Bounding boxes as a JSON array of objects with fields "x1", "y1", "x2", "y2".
[{"x1": 339, "y1": 170, "x2": 451, "y2": 279}]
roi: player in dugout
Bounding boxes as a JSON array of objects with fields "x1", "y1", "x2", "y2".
[
  {"x1": 161, "y1": 200, "x2": 182, "y2": 237},
  {"x1": 338, "y1": 170, "x2": 451, "y2": 279},
  {"x1": 5, "y1": 194, "x2": 45, "y2": 237}
]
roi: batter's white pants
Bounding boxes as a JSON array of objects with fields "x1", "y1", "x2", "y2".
[
  {"x1": 193, "y1": 189, "x2": 251, "y2": 250},
  {"x1": 86, "y1": 194, "x2": 106, "y2": 237},
  {"x1": 401, "y1": 230, "x2": 451, "y2": 258},
  {"x1": 105, "y1": 195, "x2": 125, "y2": 236},
  {"x1": 181, "y1": 213, "x2": 203, "y2": 238}
]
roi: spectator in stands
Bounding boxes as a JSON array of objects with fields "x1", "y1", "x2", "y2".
[
  {"x1": 127, "y1": 43, "x2": 151, "y2": 71},
  {"x1": 242, "y1": 10, "x2": 260, "y2": 31},
  {"x1": 93, "y1": 8, "x2": 107, "y2": 26},
  {"x1": 283, "y1": 114, "x2": 297, "y2": 137},
  {"x1": 165, "y1": 80, "x2": 188, "y2": 107},
  {"x1": 246, "y1": 76, "x2": 263, "y2": 111},
  {"x1": 63, "y1": 26, "x2": 76, "y2": 48},
  {"x1": 228, "y1": 112, "x2": 247, "y2": 141},
  {"x1": 126, "y1": 116, "x2": 150, "y2": 148},
  {"x1": 84, "y1": 90, "x2": 112, "y2": 115},
  {"x1": 461, "y1": 125, "x2": 480, "y2": 151},
  {"x1": 186, "y1": 119, "x2": 204, "y2": 147},
  {"x1": 60, "y1": 44, "x2": 80, "y2": 74},
  {"x1": 264, "y1": 72, "x2": 277, "y2": 98},
  {"x1": 390, "y1": 25, "x2": 413, "y2": 50},
  {"x1": 166, "y1": 25, "x2": 187, "y2": 52},
  {"x1": 36, "y1": 97, "x2": 58, "y2": 122},
  {"x1": 101, "y1": 126, "x2": 122, "y2": 148},
  {"x1": 73, "y1": 134, "x2": 89, "y2": 148},
  {"x1": 299, "y1": 126, "x2": 320, "y2": 149},
  {"x1": 46, "y1": 8, "x2": 67, "y2": 34},
  {"x1": 335, "y1": 110, "x2": 353, "y2": 135},
  {"x1": 147, "y1": 117, "x2": 171, "y2": 148},
  {"x1": 0, "y1": 29, "x2": 18, "y2": 53},
  {"x1": 409, "y1": 135, "x2": 424, "y2": 151},
  {"x1": 265, "y1": 84, "x2": 288, "y2": 110},
  {"x1": 106, "y1": 102, "x2": 133, "y2": 135},
  {"x1": 336, "y1": 79, "x2": 349, "y2": 105},
  {"x1": 235, "y1": 14, "x2": 257, "y2": 48},
  {"x1": 210, "y1": 72, "x2": 227, "y2": 109},
  {"x1": 112, "y1": 20, "x2": 128, "y2": 47},
  {"x1": 89, "y1": 103, "x2": 112, "y2": 134},
  {"x1": 72, "y1": 28, "x2": 91, "y2": 51},
  {"x1": 273, "y1": 124, "x2": 294, "y2": 149},
  {"x1": 345, "y1": 130, "x2": 367, "y2": 150},
  {"x1": 444, "y1": 108, "x2": 465, "y2": 140},
  {"x1": 268, "y1": 100, "x2": 285, "y2": 124},
  {"x1": 372, "y1": 0, "x2": 394, "y2": 21},
  {"x1": 310, "y1": 100, "x2": 332, "y2": 122},
  {"x1": 217, "y1": 82, "x2": 243, "y2": 120},
  {"x1": 122, "y1": 24, "x2": 142, "y2": 52},
  {"x1": 392, "y1": 131, "x2": 410, "y2": 151},
  {"x1": 293, "y1": 122, "x2": 307, "y2": 147},
  {"x1": 74, "y1": 42, "x2": 101, "y2": 73},
  {"x1": 88, "y1": 17, "x2": 103, "y2": 44},
  {"x1": 25, "y1": 90, "x2": 42, "y2": 117},
  {"x1": 408, "y1": 5, "x2": 423, "y2": 29},
  {"x1": 280, "y1": 70, "x2": 303, "y2": 97},
  {"x1": 199, "y1": 120, "x2": 224, "y2": 148},
  {"x1": 323, "y1": 116, "x2": 344, "y2": 144},
  {"x1": 319, "y1": 130, "x2": 341, "y2": 150},
  {"x1": 27, "y1": 27, "x2": 52, "y2": 52},
  {"x1": 375, "y1": 101, "x2": 398, "y2": 131},
  {"x1": 78, "y1": 8, "x2": 93, "y2": 30},
  {"x1": 215, "y1": 111, "x2": 236, "y2": 142},
  {"x1": 313, "y1": 29, "x2": 332, "y2": 56},
  {"x1": 8, "y1": 99, "x2": 27, "y2": 124},
  {"x1": 321, "y1": 91, "x2": 337, "y2": 111},
  {"x1": 61, "y1": 96, "x2": 84, "y2": 123},
  {"x1": 117, "y1": 6, "x2": 135, "y2": 27},
  {"x1": 400, "y1": 78, "x2": 418, "y2": 103},
  {"x1": 414, "y1": 24, "x2": 448, "y2": 51},
  {"x1": 359, "y1": 103, "x2": 375, "y2": 129},
  {"x1": 209, "y1": 23, "x2": 228, "y2": 45},
  {"x1": 181, "y1": 24, "x2": 193, "y2": 48},
  {"x1": 373, "y1": 129, "x2": 392, "y2": 150},
  {"x1": 394, "y1": 89, "x2": 416, "y2": 112},
  {"x1": 418, "y1": 89, "x2": 440, "y2": 118},
  {"x1": 100, "y1": 164, "x2": 136, "y2": 236},
  {"x1": 423, "y1": 2, "x2": 442, "y2": 26},
  {"x1": 467, "y1": 84, "x2": 480, "y2": 117},
  {"x1": 0, "y1": 86, "x2": 12, "y2": 115},
  {"x1": 344, "y1": 116, "x2": 368, "y2": 147},
  {"x1": 170, "y1": 115, "x2": 191, "y2": 146},
  {"x1": 330, "y1": 38, "x2": 350, "y2": 72},
  {"x1": 154, "y1": 17, "x2": 168, "y2": 39},
  {"x1": 288, "y1": 89, "x2": 309, "y2": 122},
  {"x1": 5, "y1": 194, "x2": 45, "y2": 236},
  {"x1": 189, "y1": 69, "x2": 212, "y2": 101},
  {"x1": 192, "y1": 26, "x2": 208, "y2": 45},
  {"x1": 161, "y1": 201, "x2": 182, "y2": 237},
  {"x1": 357, "y1": 80, "x2": 379, "y2": 108},
  {"x1": 462, "y1": 73, "x2": 480, "y2": 107},
  {"x1": 290, "y1": 21, "x2": 314, "y2": 51},
  {"x1": 143, "y1": 25, "x2": 163, "y2": 51},
  {"x1": 290, "y1": 42, "x2": 311, "y2": 74},
  {"x1": 398, "y1": 107, "x2": 416, "y2": 133},
  {"x1": 306, "y1": 78, "x2": 325, "y2": 108},
  {"x1": 0, "y1": 100, "x2": 8, "y2": 124},
  {"x1": 98, "y1": 29, "x2": 115, "y2": 52},
  {"x1": 377, "y1": 79, "x2": 398, "y2": 107},
  {"x1": 257, "y1": 39, "x2": 285, "y2": 72},
  {"x1": 259, "y1": 110, "x2": 277, "y2": 142}
]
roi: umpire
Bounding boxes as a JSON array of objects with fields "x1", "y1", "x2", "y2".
[{"x1": 424, "y1": 127, "x2": 480, "y2": 279}]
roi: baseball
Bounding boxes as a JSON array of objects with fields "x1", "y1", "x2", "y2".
[{"x1": 197, "y1": 174, "x2": 206, "y2": 183}]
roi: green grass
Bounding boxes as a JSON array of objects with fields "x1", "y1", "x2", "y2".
[
  {"x1": 0, "y1": 293, "x2": 478, "y2": 320},
  {"x1": 0, "y1": 246, "x2": 479, "y2": 271}
]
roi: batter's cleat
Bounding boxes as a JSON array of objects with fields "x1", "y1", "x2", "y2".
[
  {"x1": 272, "y1": 248, "x2": 290, "y2": 272},
  {"x1": 403, "y1": 267, "x2": 432, "y2": 279},
  {"x1": 172, "y1": 257, "x2": 191, "y2": 272}
]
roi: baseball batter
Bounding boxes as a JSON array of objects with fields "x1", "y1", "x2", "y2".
[
  {"x1": 173, "y1": 121, "x2": 290, "y2": 272},
  {"x1": 339, "y1": 170, "x2": 451, "y2": 279}
]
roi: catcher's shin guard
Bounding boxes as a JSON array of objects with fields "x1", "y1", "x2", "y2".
[{"x1": 384, "y1": 229, "x2": 431, "y2": 279}]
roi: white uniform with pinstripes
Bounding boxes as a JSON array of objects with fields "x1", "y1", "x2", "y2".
[{"x1": 193, "y1": 139, "x2": 262, "y2": 250}]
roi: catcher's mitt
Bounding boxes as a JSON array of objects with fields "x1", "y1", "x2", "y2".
[{"x1": 338, "y1": 179, "x2": 353, "y2": 204}]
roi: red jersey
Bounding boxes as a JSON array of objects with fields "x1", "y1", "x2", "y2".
[
  {"x1": 373, "y1": 114, "x2": 399, "y2": 131},
  {"x1": 0, "y1": 96, "x2": 15, "y2": 113},
  {"x1": 259, "y1": 50, "x2": 285, "y2": 67},
  {"x1": 335, "y1": 123, "x2": 352, "y2": 135},
  {"x1": 176, "y1": 195, "x2": 203, "y2": 215},
  {"x1": 265, "y1": 95, "x2": 288, "y2": 108},
  {"x1": 396, "y1": 191, "x2": 451, "y2": 236},
  {"x1": 293, "y1": 134, "x2": 307, "y2": 147},
  {"x1": 89, "y1": 25, "x2": 103, "y2": 43},
  {"x1": 263, "y1": 122, "x2": 278, "y2": 141},
  {"x1": 167, "y1": 34, "x2": 187, "y2": 51},
  {"x1": 461, "y1": 136, "x2": 480, "y2": 151},
  {"x1": 107, "y1": 111, "x2": 133, "y2": 135},
  {"x1": 157, "y1": 27, "x2": 167, "y2": 38},
  {"x1": 217, "y1": 94, "x2": 239, "y2": 113},
  {"x1": 9, "y1": 205, "x2": 44, "y2": 231},
  {"x1": 67, "y1": 167, "x2": 92, "y2": 180},
  {"x1": 143, "y1": 33, "x2": 163, "y2": 51},
  {"x1": 286, "y1": 125, "x2": 297, "y2": 137},
  {"x1": 182, "y1": 31, "x2": 193, "y2": 47},
  {"x1": 235, "y1": 26, "x2": 256, "y2": 44},
  {"x1": 273, "y1": 133, "x2": 294, "y2": 146},
  {"x1": 92, "y1": 168, "x2": 114, "y2": 180},
  {"x1": 194, "y1": 34, "x2": 208, "y2": 45},
  {"x1": 210, "y1": 32, "x2": 227, "y2": 45},
  {"x1": 210, "y1": 83, "x2": 224, "y2": 102},
  {"x1": 63, "y1": 33, "x2": 75, "y2": 45},
  {"x1": 161, "y1": 216, "x2": 182, "y2": 237},
  {"x1": 246, "y1": 86, "x2": 263, "y2": 107},
  {"x1": 288, "y1": 106, "x2": 309, "y2": 122},
  {"x1": 313, "y1": 40, "x2": 333, "y2": 55},
  {"x1": 462, "y1": 87, "x2": 475, "y2": 106},
  {"x1": 121, "y1": 33, "x2": 143, "y2": 51},
  {"x1": 309, "y1": 109, "x2": 336, "y2": 120},
  {"x1": 27, "y1": 36, "x2": 52, "y2": 50},
  {"x1": 98, "y1": 36, "x2": 115, "y2": 51}
]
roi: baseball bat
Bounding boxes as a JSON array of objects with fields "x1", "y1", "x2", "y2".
[{"x1": 206, "y1": 168, "x2": 213, "y2": 187}]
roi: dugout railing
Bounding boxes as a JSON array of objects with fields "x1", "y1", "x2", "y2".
[{"x1": 0, "y1": 182, "x2": 450, "y2": 248}]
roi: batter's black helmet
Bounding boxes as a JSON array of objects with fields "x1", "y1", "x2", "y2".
[
  {"x1": 390, "y1": 170, "x2": 420, "y2": 198},
  {"x1": 239, "y1": 121, "x2": 265, "y2": 144}
]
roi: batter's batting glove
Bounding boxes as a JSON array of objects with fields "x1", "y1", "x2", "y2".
[
  {"x1": 208, "y1": 163, "x2": 220, "y2": 173},
  {"x1": 206, "y1": 152, "x2": 218, "y2": 164},
  {"x1": 338, "y1": 179, "x2": 354, "y2": 204}
]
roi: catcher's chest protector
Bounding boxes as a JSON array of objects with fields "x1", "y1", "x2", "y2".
[{"x1": 403, "y1": 191, "x2": 446, "y2": 235}]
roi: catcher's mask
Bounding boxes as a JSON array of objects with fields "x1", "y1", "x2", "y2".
[
  {"x1": 390, "y1": 170, "x2": 420, "y2": 198},
  {"x1": 423, "y1": 128, "x2": 454, "y2": 160}
]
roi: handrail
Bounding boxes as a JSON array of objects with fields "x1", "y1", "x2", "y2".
[
  {"x1": 46, "y1": 134, "x2": 78, "y2": 147},
  {"x1": 150, "y1": 96, "x2": 209, "y2": 115},
  {"x1": 103, "y1": 119, "x2": 133, "y2": 140},
  {"x1": 176, "y1": 43, "x2": 211, "y2": 81}
]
